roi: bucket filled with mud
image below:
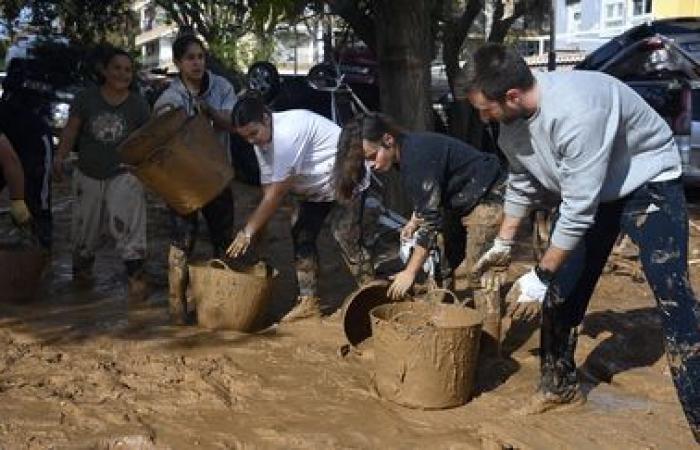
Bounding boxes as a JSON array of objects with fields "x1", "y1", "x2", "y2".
[
  {"x1": 0, "y1": 245, "x2": 46, "y2": 303},
  {"x1": 189, "y1": 259, "x2": 276, "y2": 332},
  {"x1": 370, "y1": 302, "x2": 482, "y2": 409}
]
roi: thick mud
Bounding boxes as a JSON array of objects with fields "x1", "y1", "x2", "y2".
[{"x1": 0, "y1": 180, "x2": 699, "y2": 449}]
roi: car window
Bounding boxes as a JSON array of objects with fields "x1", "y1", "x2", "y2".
[{"x1": 605, "y1": 41, "x2": 699, "y2": 81}]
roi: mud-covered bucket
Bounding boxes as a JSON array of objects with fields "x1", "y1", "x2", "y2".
[
  {"x1": 0, "y1": 246, "x2": 46, "y2": 302},
  {"x1": 370, "y1": 302, "x2": 482, "y2": 409},
  {"x1": 189, "y1": 259, "x2": 276, "y2": 331},
  {"x1": 117, "y1": 107, "x2": 233, "y2": 215},
  {"x1": 341, "y1": 280, "x2": 401, "y2": 349}
]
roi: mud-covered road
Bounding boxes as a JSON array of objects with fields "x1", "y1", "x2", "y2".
[{"x1": 0, "y1": 180, "x2": 699, "y2": 449}]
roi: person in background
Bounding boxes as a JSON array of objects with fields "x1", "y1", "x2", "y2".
[
  {"x1": 333, "y1": 112, "x2": 504, "y2": 300},
  {"x1": 153, "y1": 34, "x2": 237, "y2": 324},
  {"x1": 53, "y1": 48, "x2": 151, "y2": 304},
  {"x1": 0, "y1": 61, "x2": 54, "y2": 248},
  {"x1": 459, "y1": 43, "x2": 700, "y2": 442},
  {"x1": 228, "y1": 95, "x2": 373, "y2": 322}
]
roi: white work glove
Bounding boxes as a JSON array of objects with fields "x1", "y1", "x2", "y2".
[
  {"x1": 472, "y1": 237, "x2": 513, "y2": 276},
  {"x1": 505, "y1": 268, "x2": 548, "y2": 321},
  {"x1": 226, "y1": 228, "x2": 253, "y2": 258},
  {"x1": 10, "y1": 199, "x2": 32, "y2": 226}
]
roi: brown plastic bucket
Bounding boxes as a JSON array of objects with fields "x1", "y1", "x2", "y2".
[
  {"x1": 0, "y1": 247, "x2": 46, "y2": 302},
  {"x1": 370, "y1": 302, "x2": 482, "y2": 409},
  {"x1": 118, "y1": 107, "x2": 233, "y2": 215},
  {"x1": 189, "y1": 259, "x2": 276, "y2": 331},
  {"x1": 341, "y1": 280, "x2": 399, "y2": 349}
]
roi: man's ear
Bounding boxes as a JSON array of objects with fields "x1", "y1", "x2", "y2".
[{"x1": 504, "y1": 88, "x2": 522, "y2": 104}]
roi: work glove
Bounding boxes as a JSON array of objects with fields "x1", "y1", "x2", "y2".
[
  {"x1": 10, "y1": 199, "x2": 32, "y2": 227},
  {"x1": 472, "y1": 237, "x2": 513, "y2": 276},
  {"x1": 226, "y1": 229, "x2": 253, "y2": 258},
  {"x1": 387, "y1": 269, "x2": 416, "y2": 300},
  {"x1": 505, "y1": 268, "x2": 548, "y2": 321}
]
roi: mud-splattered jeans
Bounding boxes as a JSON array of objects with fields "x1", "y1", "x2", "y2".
[
  {"x1": 543, "y1": 178, "x2": 700, "y2": 442},
  {"x1": 168, "y1": 187, "x2": 235, "y2": 258},
  {"x1": 71, "y1": 169, "x2": 147, "y2": 276},
  {"x1": 291, "y1": 197, "x2": 373, "y2": 298}
]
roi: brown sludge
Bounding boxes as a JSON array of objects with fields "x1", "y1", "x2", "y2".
[
  {"x1": 1, "y1": 182, "x2": 699, "y2": 448},
  {"x1": 370, "y1": 302, "x2": 482, "y2": 409}
]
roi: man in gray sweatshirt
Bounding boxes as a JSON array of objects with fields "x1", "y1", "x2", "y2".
[{"x1": 457, "y1": 43, "x2": 699, "y2": 443}]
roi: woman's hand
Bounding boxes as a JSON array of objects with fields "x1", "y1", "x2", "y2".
[{"x1": 400, "y1": 213, "x2": 422, "y2": 241}]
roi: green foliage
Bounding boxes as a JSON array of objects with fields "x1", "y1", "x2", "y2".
[{"x1": 154, "y1": 0, "x2": 305, "y2": 71}]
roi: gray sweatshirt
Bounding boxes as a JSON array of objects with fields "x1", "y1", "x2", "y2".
[
  {"x1": 154, "y1": 70, "x2": 237, "y2": 156},
  {"x1": 499, "y1": 70, "x2": 681, "y2": 250}
]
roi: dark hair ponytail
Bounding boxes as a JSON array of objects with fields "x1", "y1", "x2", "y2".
[
  {"x1": 333, "y1": 112, "x2": 406, "y2": 203},
  {"x1": 334, "y1": 116, "x2": 366, "y2": 203}
]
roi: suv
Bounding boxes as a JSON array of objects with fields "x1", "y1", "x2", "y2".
[{"x1": 577, "y1": 18, "x2": 700, "y2": 186}]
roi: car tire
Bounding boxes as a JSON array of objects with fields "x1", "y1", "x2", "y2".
[
  {"x1": 307, "y1": 63, "x2": 338, "y2": 89},
  {"x1": 247, "y1": 61, "x2": 280, "y2": 103}
]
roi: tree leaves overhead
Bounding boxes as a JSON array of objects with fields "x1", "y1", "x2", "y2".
[{"x1": 22, "y1": 0, "x2": 133, "y2": 44}]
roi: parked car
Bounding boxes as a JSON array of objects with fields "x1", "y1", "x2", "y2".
[{"x1": 577, "y1": 18, "x2": 700, "y2": 186}]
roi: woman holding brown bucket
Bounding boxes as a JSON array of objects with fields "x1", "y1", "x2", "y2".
[
  {"x1": 153, "y1": 34, "x2": 237, "y2": 325},
  {"x1": 227, "y1": 94, "x2": 372, "y2": 322},
  {"x1": 334, "y1": 112, "x2": 505, "y2": 300},
  {"x1": 53, "y1": 47, "x2": 151, "y2": 304}
]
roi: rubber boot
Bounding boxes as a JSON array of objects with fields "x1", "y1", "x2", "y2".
[
  {"x1": 168, "y1": 245, "x2": 189, "y2": 325},
  {"x1": 127, "y1": 273, "x2": 151, "y2": 306},
  {"x1": 281, "y1": 295, "x2": 322, "y2": 323}
]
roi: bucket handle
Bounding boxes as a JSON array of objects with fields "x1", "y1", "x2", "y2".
[
  {"x1": 209, "y1": 258, "x2": 232, "y2": 271},
  {"x1": 424, "y1": 288, "x2": 467, "y2": 307}
]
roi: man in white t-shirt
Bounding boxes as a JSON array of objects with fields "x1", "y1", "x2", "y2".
[{"x1": 228, "y1": 95, "x2": 372, "y2": 322}]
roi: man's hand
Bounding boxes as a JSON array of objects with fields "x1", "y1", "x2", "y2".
[
  {"x1": 472, "y1": 237, "x2": 513, "y2": 276},
  {"x1": 387, "y1": 269, "x2": 416, "y2": 300},
  {"x1": 10, "y1": 199, "x2": 32, "y2": 227},
  {"x1": 505, "y1": 268, "x2": 548, "y2": 321},
  {"x1": 226, "y1": 229, "x2": 253, "y2": 258}
]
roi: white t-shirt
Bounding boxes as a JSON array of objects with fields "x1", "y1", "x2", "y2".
[{"x1": 254, "y1": 109, "x2": 340, "y2": 202}]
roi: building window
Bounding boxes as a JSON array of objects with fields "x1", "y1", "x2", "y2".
[
  {"x1": 567, "y1": 1, "x2": 582, "y2": 33},
  {"x1": 631, "y1": 0, "x2": 652, "y2": 16},
  {"x1": 603, "y1": 0, "x2": 625, "y2": 29}
]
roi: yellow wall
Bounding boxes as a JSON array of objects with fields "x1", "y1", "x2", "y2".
[{"x1": 653, "y1": 0, "x2": 700, "y2": 18}]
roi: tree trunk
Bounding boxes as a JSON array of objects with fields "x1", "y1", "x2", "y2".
[{"x1": 374, "y1": 0, "x2": 435, "y2": 215}]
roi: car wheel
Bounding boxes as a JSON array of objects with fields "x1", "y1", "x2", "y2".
[
  {"x1": 247, "y1": 61, "x2": 280, "y2": 102},
  {"x1": 307, "y1": 63, "x2": 338, "y2": 90}
]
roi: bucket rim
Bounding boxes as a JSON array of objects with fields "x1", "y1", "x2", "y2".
[{"x1": 369, "y1": 301, "x2": 483, "y2": 330}]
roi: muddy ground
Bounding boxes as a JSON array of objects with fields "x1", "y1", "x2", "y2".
[{"x1": 1, "y1": 178, "x2": 699, "y2": 449}]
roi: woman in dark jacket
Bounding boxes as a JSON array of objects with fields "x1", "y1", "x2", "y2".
[{"x1": 334, "y1": 112, "x2": 504, "y2": 298}]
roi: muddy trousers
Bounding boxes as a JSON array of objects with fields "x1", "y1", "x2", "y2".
[
  {"x1": 441, "y1": 200, "x2": 503, "y2": 288},
  {"x1": 167, "y1": 188, "x2": 234, "y2": 320},
  {"x1": 71, "y1": 170, "x2": 147, "y2": 276},
  {"x1": 292, "y1": 199, "x2": 372, "y2": 298},
  {"x1": 543, "y1": 179, "x2": 700, "y2": 442}
]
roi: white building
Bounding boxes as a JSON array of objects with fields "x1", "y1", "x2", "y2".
[{"x1": 132, "y1": 0, "x2": 177, "y2": 72}]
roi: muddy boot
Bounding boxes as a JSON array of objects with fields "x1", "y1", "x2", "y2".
[
  {"x1": 516, "y1": 386, "x2": 586, "y2": 416},
  {"x1": 168, "y1": 245, "x2": 189, "y2": 325},
  {"x1": 127, "y1": 274, "x2": 151, "y2": 306},
  {"x1": 72, "y1": 254, "x2": 94, "y2": 286},
  {"x1": 281, "y1": 295, "x2": 322, "y2": 323}
]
